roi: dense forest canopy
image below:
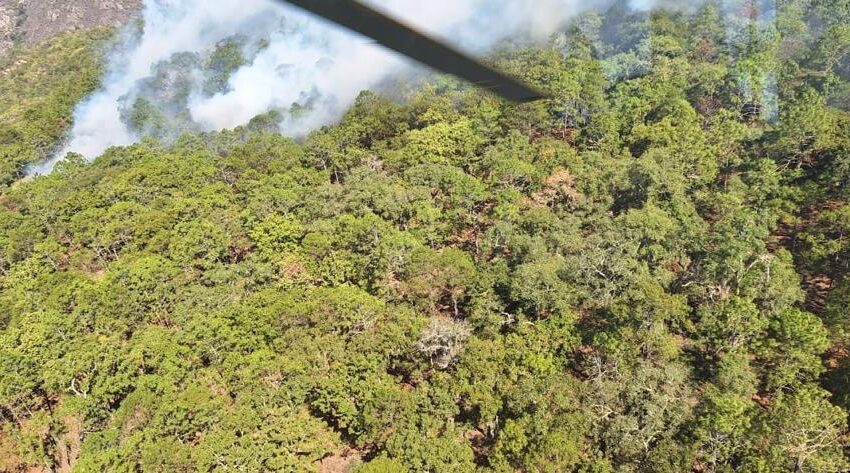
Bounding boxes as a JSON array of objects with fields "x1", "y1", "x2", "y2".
[{"x1": 2, "y1": 0, "x2": 850, "y2": 471}]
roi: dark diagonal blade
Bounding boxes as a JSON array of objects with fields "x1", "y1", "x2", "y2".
[{"x1": 277, "y1": 0, "x2": 546, "y2": 102}]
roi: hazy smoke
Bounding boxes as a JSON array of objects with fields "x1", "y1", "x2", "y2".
[{"x1": 31, "y1": 0, "x2": 677, "y2": 175}]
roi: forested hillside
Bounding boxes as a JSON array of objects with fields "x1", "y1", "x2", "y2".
[
  {"x1": 0, "y1": 27, "x2": 111, "y2": 185},
  {"x1": 2, "y1": 1, "x2": 850, "y2": 471}
]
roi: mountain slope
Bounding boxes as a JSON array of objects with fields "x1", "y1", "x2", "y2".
[{"x1": 0, "y1": 0, "x2": 139, "y2": 57}]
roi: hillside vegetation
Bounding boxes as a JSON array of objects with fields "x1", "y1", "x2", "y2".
[
  {"x1": 0, "y1": 27, "x2": 111, "y2": 186},
  {"x1": 1, "y1": 1, "x2": 850, "y2": 471}
]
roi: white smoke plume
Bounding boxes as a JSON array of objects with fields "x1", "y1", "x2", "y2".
[{"x1": 31, "y1": 0, "x2": 678, "y2": 175}]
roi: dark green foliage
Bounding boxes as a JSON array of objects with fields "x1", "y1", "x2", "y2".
[{"x1": 203, "y1": 37, "x2": 248, "y2": 95}]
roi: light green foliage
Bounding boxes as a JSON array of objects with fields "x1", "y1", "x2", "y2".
[
  {"x1": 250, "y1": 214, "x2": 303, "y2": 258},
  {"x1": 748, "y1": 385, "x2": 849, "y2": 472},
  {"x1": 0, "y1": 28, "x2": 111, "y2": 186},
  {"x1": 1, "y1": 5, "x2": 850, "y2": 472},
  {"x1": 356, "y1": 456, "x2": 408, "y2": 473}
]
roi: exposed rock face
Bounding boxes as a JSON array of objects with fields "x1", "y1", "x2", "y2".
[
  {"x1": 0, "y1": 3, "x2": 17, "y2": 56},
  {"x1": 0, "y1": 0, "x2": 140, "y2": 57}
]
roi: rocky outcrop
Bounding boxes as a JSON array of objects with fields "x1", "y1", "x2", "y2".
[
  {"x1": 0, "y1": 2, "x2": 19, "y2": 56},
  {"x1": 0, "y1": 0, "x2": 140, "y2": 57}
]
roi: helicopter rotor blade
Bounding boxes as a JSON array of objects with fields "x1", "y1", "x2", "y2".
[{"x1": 277, "y1": 0, "x2": 546, "y2": 102}]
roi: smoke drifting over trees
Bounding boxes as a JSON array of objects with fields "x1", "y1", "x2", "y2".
[{"x1": 43, "y1": 0, "x2": 679, "y2": 172}]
